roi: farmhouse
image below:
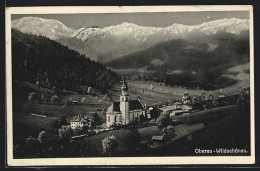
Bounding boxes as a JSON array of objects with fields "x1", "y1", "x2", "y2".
[
  {"x1": 70, "y1": 115, "x2": 92, "y2": 129},
  {"x1": 158, "y1": 103, "x2": 192, "y2": 117},
  {"x1": 158, "y1": 102, "x2": 182, "y2": 115},
  {"x1": 106, "y1": 78, "x2": 147, "y2": 127}
]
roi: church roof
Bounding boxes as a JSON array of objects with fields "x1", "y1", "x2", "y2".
[
  {"x1": 111, "y1": 100, "x2": 144, "y2": 112},
  {"x1": 113, "y1": 102, "x2": 120, "y2": 112}
]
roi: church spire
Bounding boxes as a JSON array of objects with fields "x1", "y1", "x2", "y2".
[{"x1": 121, "y1": 77, "x2": 128, "y2": 95}]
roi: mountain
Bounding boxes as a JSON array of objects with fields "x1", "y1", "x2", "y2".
[
  {"x1": 11, "y1": 29, "x2": 120, "y2": 93},
  {"x1": 12, "y1": 17, "x2": 249, "y2": 62},
  {"x1": 107, "y1": 31, "x2": 249, "y2": 69},
  {"x1": 12, "y1": 16, "x2": 76, "y2": 40},
  {"x1": 106, "y1": 31, "x2": 249, "y2": 90}
]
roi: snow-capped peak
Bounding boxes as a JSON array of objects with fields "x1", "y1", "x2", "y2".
[
  {"x1": 196, "y1": 18, "x2": 249, "y2": 35},
  {"x1": 12, "y1": 16, "x2": 76, "y2": 40},
  {"x1": 12, "y1": 16, "x2": 249, "y2": 42}
]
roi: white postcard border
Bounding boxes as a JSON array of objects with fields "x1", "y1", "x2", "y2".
[{"x1": 5, "y1": 5, "x2": 255, "y2": 166}]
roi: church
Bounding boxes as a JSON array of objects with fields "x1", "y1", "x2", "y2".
[{"x1": 106, "y1": 78, "x2": 147, "y2": 127}]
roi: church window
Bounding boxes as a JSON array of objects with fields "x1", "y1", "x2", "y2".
[
  {"x1": 108, "y1": 116, "x2": 110, "y2": 122},
  {"x1": 115, "y1": 116, "x2": 117, "y2": 122},
  {"x1": 122, "y1": 97, "x2": 124, "y2": 101}
]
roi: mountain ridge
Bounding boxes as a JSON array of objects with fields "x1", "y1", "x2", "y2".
[
  {"x1": 106, "y1": 31, "x2": 249, "y2": 90},
  {"x1": 12, "y1": 16, "x2": 249, "y2": 62}
]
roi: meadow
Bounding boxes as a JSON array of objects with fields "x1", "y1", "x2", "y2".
[{"x1": 148, "y1": 106, "x2": 250, "y2": 156}]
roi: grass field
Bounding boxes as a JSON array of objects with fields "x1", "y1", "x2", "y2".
[
  {"x1": 13, "y1": 114, "x2": 59, "y2": 144},
  {"x1": 107, "y1": 82, "x2": 180, "y2": 106},
  {"x1": 148, "y1": 107, "x2": 250, "y2": 156},
  {"x1": 175, "y1": 105, "x2": 239, "y2": 126},
  {"x1": 25, "y1": 103, "x2": 108, "y2": 119},
  {"x1": 127, "y1": 80, "x2": 249, "y2": 102}
]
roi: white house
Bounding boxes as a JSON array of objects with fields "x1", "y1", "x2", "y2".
[
  {"x1": 158, "y1": 102, "x2": 182, "y2": 115},
  {"x1": 70, "y1": 116, "x2": 91, "y2": 129},
  {"x1": 159, "y1": 103, "x2": 192, "y2": 117}
]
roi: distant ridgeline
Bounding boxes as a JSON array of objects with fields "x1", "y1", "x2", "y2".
[
  {"x1": 107, "y1": 31, "x2": 249, "y2": 90},
  {"x1": 11, "y1": 29, "x2": 120, "y2": 93}
]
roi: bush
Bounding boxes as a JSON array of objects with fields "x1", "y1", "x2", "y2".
[
  {"x1": 102, "y1": 135, "x2": 118, "y2": 156},
  {"x1": 58, "y1": 126, "x2": 73, "y2": 140},
  {"x1": 73, "y1": 127, "x2": 84, "y2": 136},
  {"x1": 163, "y1": 125, "x2": 176, "y2": 142},
  {"x1": 150, "y1": 107, "x2": 160, "y2": 121},
  {"x1": 157, "y1": 115, "x2": 172, "y2": 129}
]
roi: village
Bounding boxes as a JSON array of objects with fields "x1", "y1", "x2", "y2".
[{"x1": 12, "y1": 75, "x2": 250, "y2": 158}]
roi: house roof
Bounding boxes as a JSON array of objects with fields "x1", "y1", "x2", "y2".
[
  {"x1": 152, "y1": 135, "x2": 165, "y2": 140},
  {"x1": 113, "y1": 102, "x2": 120, "y2": 112},
  {"x1": 181, "y1": 105, "x2": 192, "y2": 110},
  {"x1": 110, "y1": 100, "x2": 144, "y2": 112},
  {"x1": 71, "y1": 117, "x2": 89, "y2": 123},
  {"x1": 159, "y1": 104, "x2": 179, "y2": 112}
]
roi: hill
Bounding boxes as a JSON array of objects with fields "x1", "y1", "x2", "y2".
[
  {"x1": 107, "y1": 31, "x2": 249, "y2": 90},
  {"x1": 11, "y1": 29, "x2": 120, "y2": 93}
]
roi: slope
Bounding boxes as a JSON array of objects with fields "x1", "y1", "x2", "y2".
[
  {"x1": 107, "y1": 31, "x2": 249, "y2": 90},
  {"x1": 11, "y1": 29, "x2": 120, "y2": 93}
]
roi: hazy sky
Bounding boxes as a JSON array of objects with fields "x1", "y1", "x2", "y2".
[{"x1": 12, "y1": 11, "x2": 249, "y2": 29}]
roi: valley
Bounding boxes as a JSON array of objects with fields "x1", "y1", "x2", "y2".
[{"x1": 10, "y1": 15, "x2": 252, "y2": 159}]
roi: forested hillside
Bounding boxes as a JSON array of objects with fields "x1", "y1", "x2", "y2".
[
  {"x1": 107, "y1": 31, "x2": 249, "y2": 90},
  {"x1": 11, "y1": 29, "x2": 120, "y2": 93}
]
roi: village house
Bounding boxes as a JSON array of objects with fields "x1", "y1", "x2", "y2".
[
  {"x1": 158, "y1": 103, "x2": 192, "y2": 117},
  {"x1": 171, "y1": 105, "x2": 192, "y2": 117},
  {"x1": 70, "y1": 115, "x2": 92, "y2": 129},
  {"x1": 158, "y1": 102, "x2": 182, "y2": 115},
  {"x1": 106, "y1": 78, "x2": 147, "y2": 127}
]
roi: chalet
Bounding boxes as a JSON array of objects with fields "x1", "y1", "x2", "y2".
[{"x1": 106, "y1": 78, "x2": 147, "y2": 127}]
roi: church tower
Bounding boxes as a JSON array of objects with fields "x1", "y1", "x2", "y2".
[{"x1": 120, "y1": 77, "x2": 129, "y2": 125}]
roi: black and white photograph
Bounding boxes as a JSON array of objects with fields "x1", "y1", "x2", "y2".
[{"x1": 5, "y1": 6, "x2": 254, "y2": 166}]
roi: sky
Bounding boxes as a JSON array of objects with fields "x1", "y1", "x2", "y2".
[{"x1": 11, "y1": 11, "x2": 249, "y2": 29}]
